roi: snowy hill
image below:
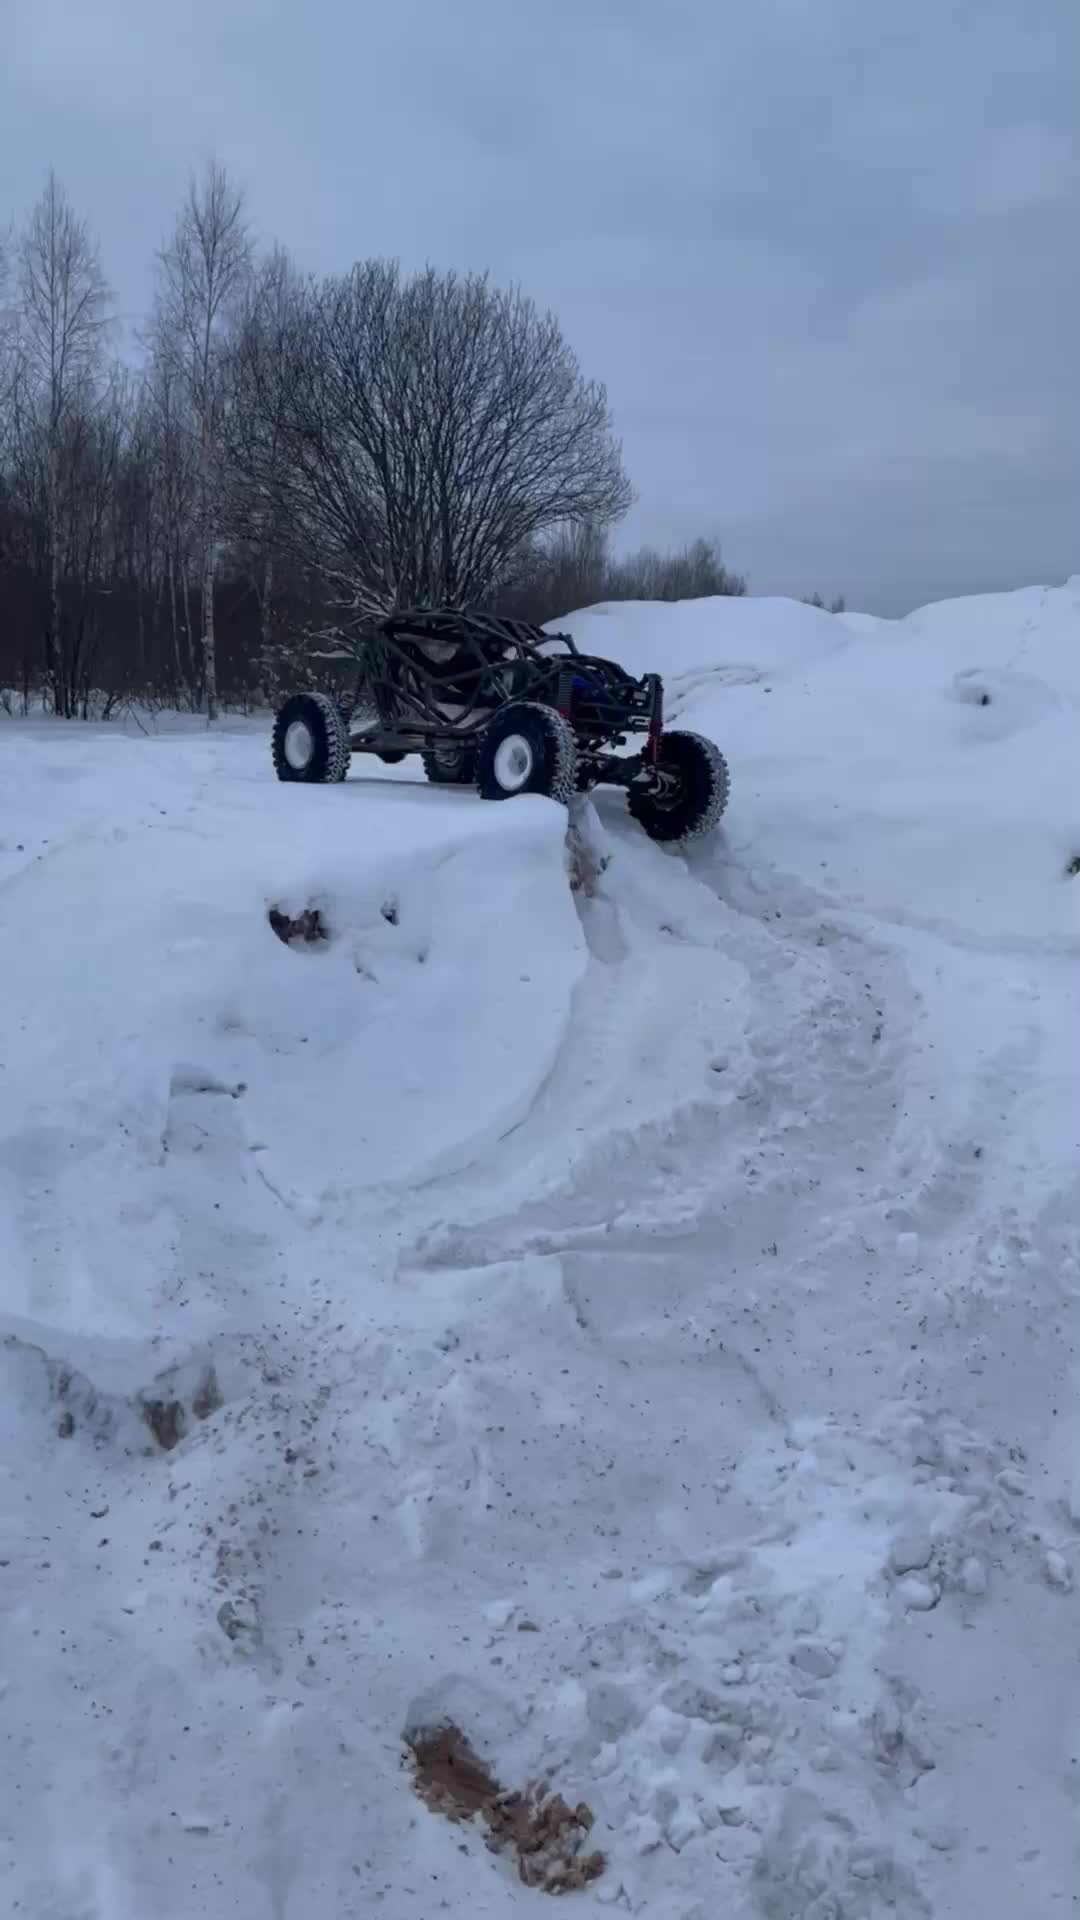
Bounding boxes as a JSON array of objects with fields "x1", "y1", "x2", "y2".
[{"x1": 1, "y1": 580, "x2": 1078, "y2": 1918}]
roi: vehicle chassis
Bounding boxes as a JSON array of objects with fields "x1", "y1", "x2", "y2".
[{"x1": 341, "y1": 607, "x2": 666, "y2": 790}]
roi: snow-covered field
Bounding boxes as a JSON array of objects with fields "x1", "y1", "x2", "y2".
[{"x1": 2, "y1": 581, "x2": 1078, "y2": 1918}]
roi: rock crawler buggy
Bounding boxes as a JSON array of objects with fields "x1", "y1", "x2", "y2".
[{"x1": 271, "y1": 608, "x2": 729, "y2": 842}]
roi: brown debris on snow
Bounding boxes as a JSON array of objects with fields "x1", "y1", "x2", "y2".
[
  {"x1": 139, "y1": 1364, "x2": 224, "y2": 1451},
  {"x1": 268, "y1": 905, "x2": 328, "y2": 946},
  {"x1": 565, "y1": 821, "x2": 610, "y2": 898},
  {"x1": 140, "y1": 1395, "x2": 186, "y2": 1450},
  {"x1": 407, "y1": 1722, "x2": 605, "y2": 1895}
]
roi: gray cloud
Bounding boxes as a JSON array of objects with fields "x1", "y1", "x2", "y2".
[{"x1": 5, "y1": 0, "x2": 1076, "y2": 611}]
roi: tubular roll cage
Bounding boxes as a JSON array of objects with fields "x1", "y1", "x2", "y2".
[{"x1": 345, "y1": 607, "x2": 664, "y2": 763}]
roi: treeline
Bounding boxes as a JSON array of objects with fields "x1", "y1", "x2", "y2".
[
  {"x1": 802, "y1": 590, "x2": 846, "y2": 614},
  {"x1": 0, "y1": 163, "x2": 747, "y2": 720},
  {"x1": 504, "y1": 523, "x2": 745, "y2": 623}
]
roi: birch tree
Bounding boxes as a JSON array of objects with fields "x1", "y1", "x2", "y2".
[
  {"x1": 16, "y1": 172, "x2": 109, "y2": 706},
  {"x1": 158, "y1": 159, "x2": 250, "y2": 718},
  {"x1": 0, "y1": 235, "x2": 13, "y2": 503},
  {"x1": 226, "y1": 244, "x2": 301, "y2": 691},
  {"x1": 142, "y1": 317, "x2": 200, "y2": 697},
  {"x1": 0, "y1": 229, "x2": 13, "y2": 421}
]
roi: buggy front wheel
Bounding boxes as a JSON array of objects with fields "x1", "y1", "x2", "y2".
[
  {"x1": 475, "y1": 703, "x2": 578, "y2": 806},
  {"x1": 628, "y1": 731, "x2": 729, "y2": 842}
]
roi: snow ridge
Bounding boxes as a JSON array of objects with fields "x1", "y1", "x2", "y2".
[{"x1": 1, "y1": 579, "x2": 1077, "y2": 1917}]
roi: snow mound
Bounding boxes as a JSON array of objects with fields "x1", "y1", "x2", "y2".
[
  {"x1": 558, "y1": 576, "x2": 1080, "y2": 947},
  {"x1": 0, "y1": 739, "x2": 583, "y2": 1348},
  {"x1": 2, "y1": 578, "x2": 1078, "y2": 1919}
]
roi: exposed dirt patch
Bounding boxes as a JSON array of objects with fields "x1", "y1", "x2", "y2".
[
  {"x1": 268, "y1": 905, "x2": 328, "y2": 946},
  {"x1": 407, "y1": 1722, "x2": 605, "y2": 1895},
  {"x1": 141, "y1": 1396, "x2": 186, "y2": 1450},
  {"x1": 191, "y1": 1366, "x2": 225, "y2": 1421},
  {"x1": 139, "y1": 1363, "x2": 224, "y2": 1451},
  {"x1": 566, "y1": 829, "x2": 610, "y2": 898}
]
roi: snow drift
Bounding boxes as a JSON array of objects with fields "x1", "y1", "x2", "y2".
[
  {"x1": 562, "y1": 579, "x2": 1080, "y2": 944},
  {"x1": 1, "y1": 578, "x2": 1078, "y2": 1920}
]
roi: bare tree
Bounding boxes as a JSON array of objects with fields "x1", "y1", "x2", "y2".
[
  {"x1": 10, "y1": 172, "x2": 773, "y2": 712},
  {"x1": 15, "y1": 172, "x2": 109, "y2": 705},
  {"x1": 226, "y1": 244, "x2": 303, "y2": 692},
  {"x1": 157, "y1": 159, "x2": 251, "y2": 717},
  {"x1": 55, "y1": 370, "x2": 129, "y2": 715},
  {"x1": 0, "y1": 232, "x2": 14, "y2": 502},
  {"x1": 0, "y1": 227, "x2": 14, "y2": 419},
  {"x1": 233, "y1": 261, "x2": 632, "y2": 644},
  {"x1": 142, "y1": 316, "x2": 201, "y2": 696},
  {"x1": 498, "y1": 520, "x2": 612, "y2": 620}
]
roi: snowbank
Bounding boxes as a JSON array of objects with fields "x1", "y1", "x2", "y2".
[
  {"x1": 0, "y1": 735, "x2": 584, "y2": 1335},
  {"x1": 559, "y1": 577, "x2": 1080, "y2": 946},
  {"x1": 2, "y1": 579, "x2": 1078, "y2": 1920}
]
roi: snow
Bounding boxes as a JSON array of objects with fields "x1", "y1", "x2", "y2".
[{"x1": 2, "y1": 578, "x2": 1078, "y2": 1918}]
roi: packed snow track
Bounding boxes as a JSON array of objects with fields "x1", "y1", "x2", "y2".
[{"x1": 1, "y1": 580, "x2": 1078, "y2": 1919}]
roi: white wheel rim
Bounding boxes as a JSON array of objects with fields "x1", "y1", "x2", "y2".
[
  {"x1": 493, "y1": 733, "x2": 534, "y2": 792},
  {"x1": 284, "y1": 719, "x2": 315, "y2": 770}
]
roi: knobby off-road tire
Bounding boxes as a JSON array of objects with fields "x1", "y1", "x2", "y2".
[
  {"x1": 422, "y1": 741, "x2": 478, "y2": 785},
  {"x1": 628, "y1": 730, "x2": 730, "y2": 843},
  {"x1": 272, "y1": 693, "x2": 351, "y2": 784},
  {"x1": 475, "y1": 702, "x2": 578, "y2": 806}
]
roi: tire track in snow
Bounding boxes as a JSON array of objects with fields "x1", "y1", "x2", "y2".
[
  {"x1": 375, "y1": 808, "x2": 954, "y2": 1914},
  {"x1": 380, "y1": 807, "x2": 1078, "y2": 1916}
]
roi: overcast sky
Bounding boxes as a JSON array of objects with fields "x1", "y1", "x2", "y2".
[{"x1": 5, "y1": 0, "x2": 1077, "y2": 612}]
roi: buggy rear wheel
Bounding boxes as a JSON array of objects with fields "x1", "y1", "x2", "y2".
[
  {"x1": 476, "y1": 702, "x2": 577, "y2": 806},
  {"x1": 628, "y1": 731, "x2": 729, "y2": 842},
  {"x1": 422, "y1": 741, "x2": 478, "y2": 785},
  {"x1": 272, "y1": 693, "x2": 351, "y2": 784}
]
